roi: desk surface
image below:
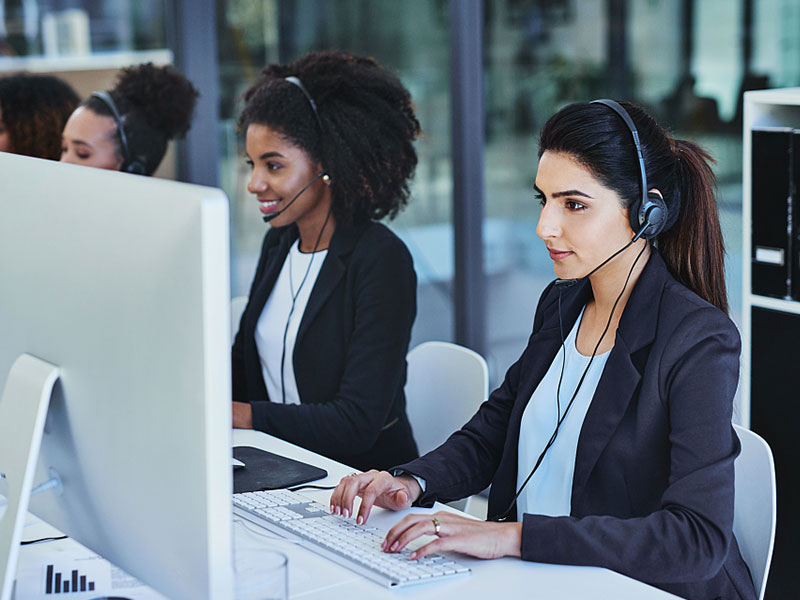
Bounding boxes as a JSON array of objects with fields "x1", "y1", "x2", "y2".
[{"x1": 17, "y1": 430, "x2": 680, "y2": 600}]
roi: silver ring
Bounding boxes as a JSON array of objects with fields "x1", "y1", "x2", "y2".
[{"x1": 432, "y1": 517, "x2": 441, "y2": 536}]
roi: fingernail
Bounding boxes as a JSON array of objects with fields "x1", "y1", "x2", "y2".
[
  {"x1": 390, "y1": 542, "x2": 399, "y2": 552},
  {"x1": 334, "y1": 506, "x2": 340, "y2": 515},
  {"x1": 329, "y1": 505, "x2": 334, "y2": 513},
  {"x1": 343, "y1": 508, "x2": 349, "y2": 518},
  {"x1": 357, "y1": 516, "x2": 363, "y2": 525},
  {"x1": 409, "y1": 551, "x2": 417, "y2": 559}
]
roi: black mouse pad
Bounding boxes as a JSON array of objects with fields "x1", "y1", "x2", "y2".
[{"x1": 232, "y1": 446, "x2": 328, "y2": 493}]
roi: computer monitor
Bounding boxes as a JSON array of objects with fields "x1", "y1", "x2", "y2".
[{"x1": 0, "y1": 153, "x2": 233, "y2": 600}]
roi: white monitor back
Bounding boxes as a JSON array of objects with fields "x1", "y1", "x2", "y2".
[{"x1": 0, "y1": 154, "x2": 233, "y2": 600}]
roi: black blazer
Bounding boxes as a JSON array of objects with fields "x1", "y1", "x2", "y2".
[
  {"x1": 396, "y1": 251, "x2": 755, "y2": 600},
  {"x1": 232, "y1": 221, "x2": 419, "y2": 471}
]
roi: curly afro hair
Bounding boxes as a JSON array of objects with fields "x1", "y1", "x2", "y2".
[
  {"x1": 0, "y1": 72, "x2": 79, "y2": 160},
  {"x1": 83, "y1": 63, "x2": 199, "y2": 175},
  {"x1": 239, "y1": 50, "x2": 421, "y2": 226}
]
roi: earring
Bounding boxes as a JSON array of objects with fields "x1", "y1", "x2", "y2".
[{"x1": 322, "y1": 173, "x2": 331, "y2": 184}]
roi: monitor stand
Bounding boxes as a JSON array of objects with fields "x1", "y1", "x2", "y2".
[{"x1": 0, "y1": 354, "x2": 61, "y2": 600}]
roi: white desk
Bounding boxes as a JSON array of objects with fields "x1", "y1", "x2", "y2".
[
  {"x1": 16, "y1": 430, "x2": 680, "y2": 600},
  {"x1": 232, "y1": 430, "x2": 679, "y2": 600}
]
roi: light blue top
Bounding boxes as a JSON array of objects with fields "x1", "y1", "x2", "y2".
[{"x1": 516, "y1": 307, "x2": 610, "y2": 520}]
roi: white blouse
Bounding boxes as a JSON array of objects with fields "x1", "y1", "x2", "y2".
[{"x1": 255, "y1": 239, "x2": 327, "y2": 405}]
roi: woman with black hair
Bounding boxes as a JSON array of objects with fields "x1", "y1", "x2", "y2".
[
  {"x1": 0, "y1": 72, "x2": 79, "y2": 160},
  {"x1": 60, "y1": 62, "x2": 198, "y2": 175},
  {"x1": 231, "y1": 51, "x2": 421, "y2": 471},
  {"x1": 331, "y1": 100, "x2": 755, "y2": 600}
]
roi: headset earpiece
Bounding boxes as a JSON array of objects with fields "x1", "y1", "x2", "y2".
[
  {"x1": 592, "y1": 99, "x2": 669, "y2": 240},
  {"x1": 90, "y1": 91, "x2": 145, "y2": 175},
  {"x1": 630, "y1": 191, "x2": 667, "y2": 240},
  {"x1": 125, "y1": 160, "x2": 146, "y2": 175}
]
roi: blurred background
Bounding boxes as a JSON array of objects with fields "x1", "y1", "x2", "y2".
[{"x1": 2, "y1": 0, "x2": 799, "y2": 390}]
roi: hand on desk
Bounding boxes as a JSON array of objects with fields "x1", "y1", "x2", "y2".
[
  {"x1": 232, "y1": 401, "x2": 253, "y2": 429},
  {"x1": 330, "y1": 470, "x2": 522, "y2": 561}
]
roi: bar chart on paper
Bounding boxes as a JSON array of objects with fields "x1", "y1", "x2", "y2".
[
  {"x1": 19, "y1": 556, "x2": 112, "y2": 598},
  {"x1": 44, "y1": 564, "x2": 95, "y2": 594},
  {"x1": 16, "y1": 549, "x2": 168, "y2": 599}
]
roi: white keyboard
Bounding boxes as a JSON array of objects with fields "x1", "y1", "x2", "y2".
[{"x1": 232, "y1": 489, "x2": 471, "y2": 587}]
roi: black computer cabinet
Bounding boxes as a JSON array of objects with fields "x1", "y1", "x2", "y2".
[
  {"x1": 743, "y1": 89, "x2": 800, "y2": 599},
  {"x1": 750, "y1": 307, "x2": 800, "y2": 599}
]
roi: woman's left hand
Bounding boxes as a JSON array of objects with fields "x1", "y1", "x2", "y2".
[{"x1": 382, "y1": 511, "x2": 522, "y2": 560}]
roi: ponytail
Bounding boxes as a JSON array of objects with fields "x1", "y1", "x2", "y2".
[{"x1": 657, "y1": 139, "x2": 728, "y2": 314}]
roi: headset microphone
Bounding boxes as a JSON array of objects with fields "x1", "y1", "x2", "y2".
[
  {"x1": 262, "y1": 171, "x2": 329, "y2": 223},
  {"x1": 263, "y1": 75, "x2": 329, "y2": 224},
  {"x1": 553, "y1": 229, "x2": 643, "y2": 288}
]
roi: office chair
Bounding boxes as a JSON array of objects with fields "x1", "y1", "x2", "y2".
[
  {"x1": 404, "y1": 341, "x2": 489, "y2": 512},
  {"x1": 732, "y1": 423, "x2": 776, "y2": 600}
]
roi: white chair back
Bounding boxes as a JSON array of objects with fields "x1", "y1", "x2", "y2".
[
  {"x1": 230, "y1": 295, "x2": 248, "y2": 344},
  {"x1": 404, "y1": 341, "x2": 489, "y2": 456},
  {"x1": 732, "y1": 423, "x2": 776, "y2": 600}
]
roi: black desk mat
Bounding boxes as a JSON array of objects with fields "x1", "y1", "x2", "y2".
[{"x1": 232, "y1": 446, "x2": 328, "y2": 493}]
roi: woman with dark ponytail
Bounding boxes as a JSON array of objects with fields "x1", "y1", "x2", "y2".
[
  {"x1": 331, "y1": 100, "x2": 754, "y2": 600},
  {"x1": 60, "y1": 63, "x2": 198, "y2": 175}
]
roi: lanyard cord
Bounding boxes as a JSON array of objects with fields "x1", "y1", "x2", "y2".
[
  {"x1": 493, "y1": 241, "x2": 648, "y2": 522},
  {"x1": 279, "y1": 206, "x2": 333, "y2": 404}
]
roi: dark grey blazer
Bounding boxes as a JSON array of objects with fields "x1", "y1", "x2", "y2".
[
  {"x1": 396, "y1": 250, "x2": 756, "y2": 600},
  {"x1": 232, "y1": 221, "x2": 418, "y2": 471}
]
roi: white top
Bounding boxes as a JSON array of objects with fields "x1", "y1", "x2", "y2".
[
  {"x1": 255, "y1": 239, "x2": 328, "y2": 405},
  {"x1": 516, "y1": 307, "x2": 610, "y2": 519}
]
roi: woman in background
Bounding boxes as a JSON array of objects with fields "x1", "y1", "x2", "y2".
[
  {"x1": 231, "y1": 50, "x2": 420, "y2": 471},
  {"x1": 0, "y1": 72, "x2": 79, "y2": 160},
  {"x1": 60, "y1": 62, "x2": 197, "y2": 175},
  {"x1": 332, "y1": 99, "x2": 755, "y2": 600}
]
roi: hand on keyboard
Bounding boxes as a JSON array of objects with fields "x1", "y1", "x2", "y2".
[
  {"x1": 330, "y1": 469, "x2": 422, "y2": 525},
  {"x1": 233, "y1": 489, "x2": 471, "y2": 586},
  {"x1": 384, "y1": 511, "x2": 524, "y2": 561}
]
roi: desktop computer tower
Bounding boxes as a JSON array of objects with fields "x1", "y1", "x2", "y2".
[
  {"x1": 750, "y1": 306, "x2": 800, "y2": 598},
  {"x1": 750, "y1": 128, "x2": 795, "y2": 300}
]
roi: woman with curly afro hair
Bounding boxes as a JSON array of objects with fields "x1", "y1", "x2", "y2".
[
  {"x1": 0, "y1": 72, "x2": 79, "y2": 160},
  {"x1": 60, "y1": 63, "x2": 198, "y2": 175},
  {"x1": 231, "y1": 50, "x2": 422, "y2": 471}
]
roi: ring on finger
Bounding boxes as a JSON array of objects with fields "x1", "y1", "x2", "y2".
[{"x1": 432, "y1": 517, "x2": 441, "y2": 537}]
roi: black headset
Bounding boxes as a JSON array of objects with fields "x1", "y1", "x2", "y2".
[
  {"x1": 90, "y1": 91, "x2": 146, "y2": 175},
  {"x1": 274, "y1": 76, "x2": 332, "y2": 404},
  {"x1": 591, "y1": 99, "x2": 667, "y2": 240},
  {"x1": 492, "y1": 100, "x2": 660, "y2": 522}
]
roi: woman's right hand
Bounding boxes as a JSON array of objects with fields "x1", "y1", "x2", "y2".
[{"x1": 329, "y1": 470, "x2": 422, "y2": 525}]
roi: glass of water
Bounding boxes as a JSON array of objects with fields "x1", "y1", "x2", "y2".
[{"x1": 233, "y1": 546, "x2": 288, "y2": 600}]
